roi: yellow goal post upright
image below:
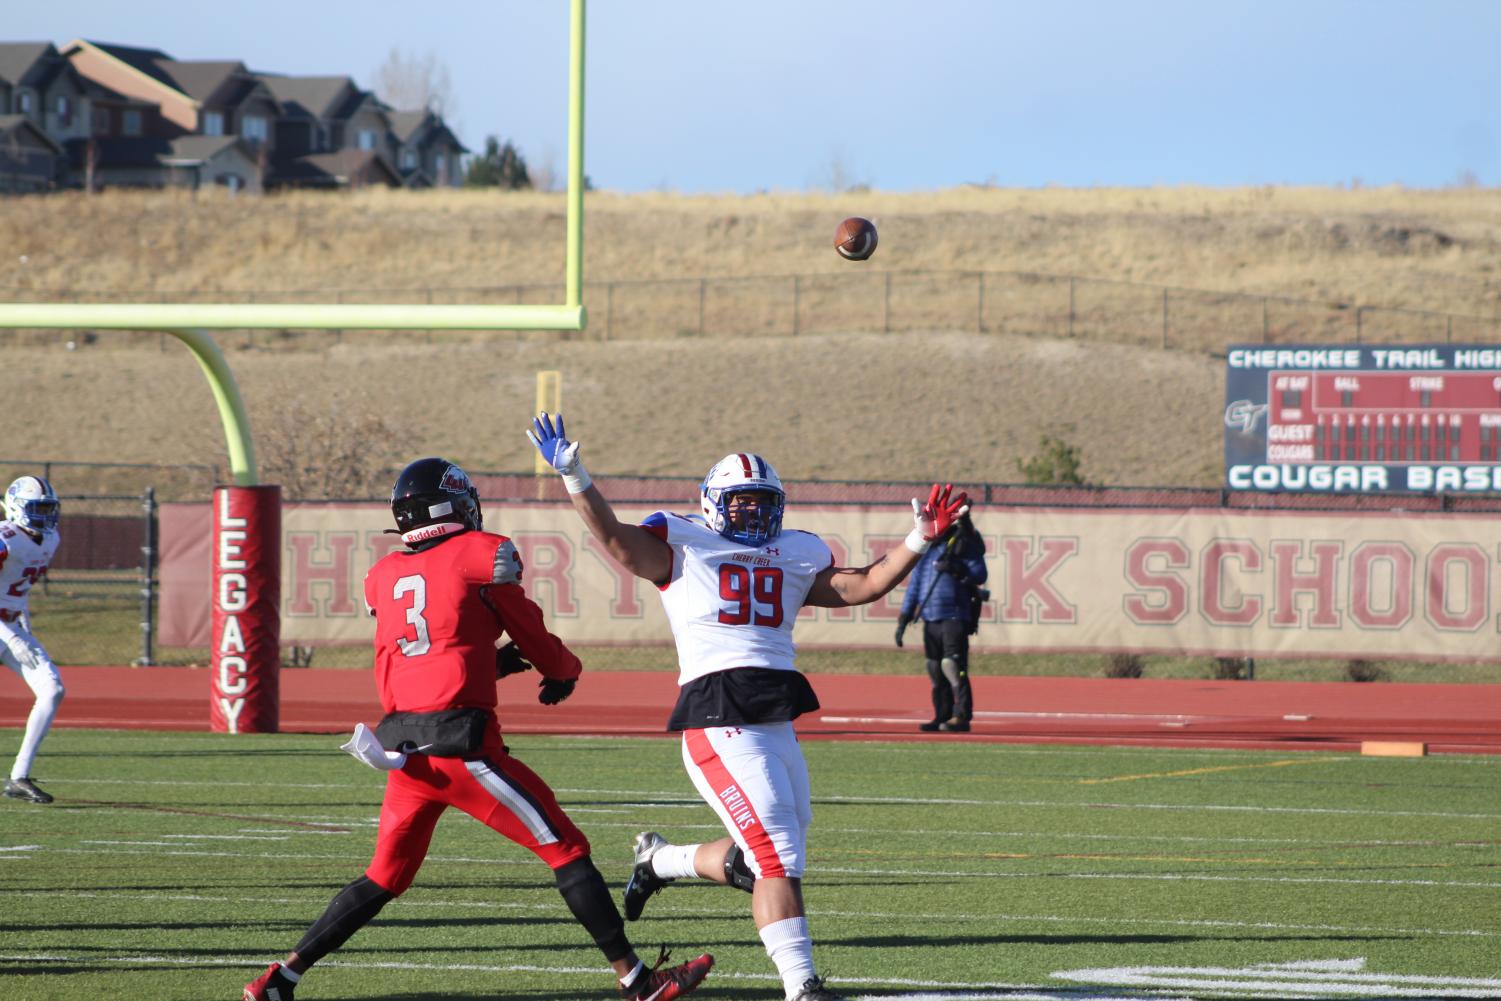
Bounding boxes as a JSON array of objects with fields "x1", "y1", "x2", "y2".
[{"x1": 0, "y1": 0, "x2": 591, "y2": 733}]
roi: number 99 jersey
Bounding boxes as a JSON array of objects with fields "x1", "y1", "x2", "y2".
[{"x1": 641, "y1": 511, "x2": 833, "y2": 686}]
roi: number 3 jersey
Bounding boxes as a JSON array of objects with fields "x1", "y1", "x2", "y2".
[
  {"x1": 0, "y1": 521, "x2": 59, "y2": 619},
  {"x1": 641, "y1": 511, "x2": 834, "y2": 730},
  {"x1": 363, "y1": 530, "x2": 580, "y2": 717}
]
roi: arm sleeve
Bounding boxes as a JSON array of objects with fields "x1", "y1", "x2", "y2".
[
  {"x1": 490, "y1": 538, "x2": 523, "y2": 585},
  {"x1": 487, "y1": 581, "x2": 582, "y2": 682}
]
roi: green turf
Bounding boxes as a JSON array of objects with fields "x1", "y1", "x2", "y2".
[{"x1": 1, "y1": 729, "x2": 1498, "y2": 1000}]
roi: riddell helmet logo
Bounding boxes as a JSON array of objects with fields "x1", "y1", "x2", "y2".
[{"x1": 439, "y1": 465, "x2": 471, "y2": 493}]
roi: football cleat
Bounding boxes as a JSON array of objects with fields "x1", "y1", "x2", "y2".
[
  {"x1": 4, "y1": 777, "x2": 53, "y2": 804},
  {"x1": 918, "y1": 719, "x2": 943, "y2": 732},
  {"x1": 622, "y1": 947, "x2": 713, "y2": 1001},
  {"x1": 623, "y1": 831, "x2": 674, "y2": 921},
  {"x1": 243, "y1": 962, "x2": 296, "y2": 1001},
  {"x1": 791, "y1": 975, "x2": 847, "y2": 1001},
  {"x1": 939, "y1": 718, "x2": 971, "y2": 733}
]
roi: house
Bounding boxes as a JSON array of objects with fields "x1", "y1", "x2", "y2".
[
  {"x1": 257, "y1": 74, "x2": 399, "y2": 188},
  {"x1": 0, "y1": 42, "x2": 94, "y2": 186},
  {"x1": 269, "y1": 147, "x2": 400, "y2": 189},
  {"x1": 386, "y1": 108, "x2": 467, "y2": 187},
  {"x1": 59, "y1": 134, "x2": 260, "y2": 192},
  {"x1": 0, "y1": 115, "x2": 63, "y2": 192},
  {"x1": 62, "y1": 40, "x2": 279, "y2": 187},
  {"x1": 1, "y1": 37, "x2": 465, "y2": 194}
]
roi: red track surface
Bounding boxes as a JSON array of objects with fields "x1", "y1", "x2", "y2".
[{"x1": 3, "y1": 668, "x2": 1499, "y2": 754}]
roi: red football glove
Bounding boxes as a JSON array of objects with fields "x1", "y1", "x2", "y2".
[{"x1": 906, "y1": 483, "x2": 970, "y2": 552}]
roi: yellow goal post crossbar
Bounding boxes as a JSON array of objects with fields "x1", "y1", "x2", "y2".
[{"x1": 0, "y1": 0, "x2": 590, "y2": 487}]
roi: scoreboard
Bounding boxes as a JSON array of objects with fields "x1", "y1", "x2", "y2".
[{"x1": 1224, "y1": 345, "x2": 1501, "y2": 493}]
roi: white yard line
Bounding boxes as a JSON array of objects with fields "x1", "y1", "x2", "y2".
[{"x1": 3, "y1": 887, "x2": 1495, "y2": 940}]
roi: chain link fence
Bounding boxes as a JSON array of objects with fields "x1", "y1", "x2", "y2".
[
  {"x1": 4, "y1": 269, "x2": 1499, "y2": 351},
  {"x1": 24, "y1": 490, "x2": 155, "y2": 667}
]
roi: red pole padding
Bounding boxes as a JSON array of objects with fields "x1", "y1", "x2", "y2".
[{"x1": 209, "y1": 485, "x2": 281, "y2": 733}]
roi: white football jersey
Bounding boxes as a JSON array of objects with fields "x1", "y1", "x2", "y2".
[
  {"x1": 642, "y1": 512, "x2": 833, "y2": 685},
  {"x1": 0, "y1": 521, "x2": 59, "y2": 614}
]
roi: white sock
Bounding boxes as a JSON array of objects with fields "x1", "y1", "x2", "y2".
[
  {"x1": 650, "y1": 843, "x2": 701, "y2": 880},
  {"x1": 278, "y1": 966, "x2": 302, "y2": 983},
  {"x1": 618, "y1": 959, "x2": 645, "y2": 989},
  {"x1": 758, "y1": 915, "x2": 816, "y2": 1000}
]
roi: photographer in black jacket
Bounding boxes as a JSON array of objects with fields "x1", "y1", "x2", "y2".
[{"x1": 895, "y1": 512, "x2": 988, "y2": 732}]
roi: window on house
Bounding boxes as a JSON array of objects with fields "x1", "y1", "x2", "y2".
[
  {"x1": 56, "y1": 95, "x2": 71, "y2": 124},
  {"x1": 401, "y1": 148, "x2": 417, "y2": 170},
  {"x1": 18, "y1": 92, "x2": 32, "y2": 114},
  {"x1": 203, "y1": 111, "x2": 224, "y2": 136},
  {"x1": 357, "y1": 129, "x2": 377, "y2": 150},
  {"x1": 241, "y1": 115, "x2": 267, "y2": 143},
  {"x1": 435, "y1": 153, "x2": 447, "y2": 181},
  {"x1": 123, "y1": 109, "x2": 143, "y2": 136}
]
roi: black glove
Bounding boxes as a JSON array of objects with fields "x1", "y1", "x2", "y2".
[
  {"x1": 495, "y1": 641, "x2": 533, "y2": 679},
  {"x1": 538, "y1": 677, "x2": 577, "y2": 705},
  {"x1": 895, "y1": 613, "x2": 912, "y2": 648}
]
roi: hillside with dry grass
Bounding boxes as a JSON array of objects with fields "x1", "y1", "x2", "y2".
[{"x1": 6, "y1": 186, "x2": 1500, "y2": 495}]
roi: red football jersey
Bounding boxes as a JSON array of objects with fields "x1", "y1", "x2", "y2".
[{"x1": 364, "y1": 530, "x2": 580, "y2": 715}]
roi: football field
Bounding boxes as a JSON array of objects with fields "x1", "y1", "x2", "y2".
[{"x1": 1, "y1": 728, "x2": 1498, "y2": 1000}]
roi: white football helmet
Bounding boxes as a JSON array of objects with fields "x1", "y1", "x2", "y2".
[
  {"x1": 700, "y1": 453, "x2": 785, "y2": 546},
  {"x1": 4, "y1": 475, "x2": 60, "y2": 536}
]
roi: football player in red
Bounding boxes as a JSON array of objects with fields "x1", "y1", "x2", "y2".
[
  {"x1": 244, "y1": 457, "x2": 712, "y2": 1001},
  {"x1": 529, "y1": 415, "x2": 968, "y2": 1001}
]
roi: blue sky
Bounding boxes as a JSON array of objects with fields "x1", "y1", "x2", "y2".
[{"x1": 9, "y1": 1, "x2": 1499, "y2": 193}]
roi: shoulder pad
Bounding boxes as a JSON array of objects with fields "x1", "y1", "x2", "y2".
[{"x1": 491, "y1": 538, "x2": 523, "y2": 585}]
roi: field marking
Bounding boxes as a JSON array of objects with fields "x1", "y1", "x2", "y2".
[
  {"x1": 38, "y1": 776, "x2": 1501, "y2": 821},
  {"x1": 14, "y1": 842, "x2": 1501, "y2": 890},
  {"x1": 0, "y1": 951, "x2": 1124, "y2": 998},
  {"x1": 5, "y1": 887, "x2": 1496, "y2": 940},
  {"x1": 1054, "y1": 957, "x2": 1501, "y2": 998},
  {"x1": 1078, "y1": 758, "x2": 1314, "y2": 785},
  {"x1": 813, "y1": 824, "x2": 1479, "y2": 849}
]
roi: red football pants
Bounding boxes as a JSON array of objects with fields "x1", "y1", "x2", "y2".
[{"x1": 365, "y1": 746, "x2": 590, "y2": 894}]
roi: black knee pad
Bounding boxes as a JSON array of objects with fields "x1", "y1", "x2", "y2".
[
  {"x1": 554, "y1": 857, "x2": 632, "y2": 962},
  {"x1": 724, "y1": 845, "x2": 756, "y2": 893}
]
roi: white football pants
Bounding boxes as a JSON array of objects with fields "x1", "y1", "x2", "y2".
[
  {"x1": 681, "y1": 722, "x2": 812, "y2": 879},
  {"x1": 0, "y1": 617, "x2": 64, "y2": 780}
]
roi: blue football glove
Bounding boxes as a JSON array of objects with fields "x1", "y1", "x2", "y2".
[{"x1": 528, "y1": 412, "x2": 574, "y2": 470}]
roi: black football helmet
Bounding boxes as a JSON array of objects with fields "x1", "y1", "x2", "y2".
[{"x1": 391, "y1": 457, "x2": 482, "y2": 545}]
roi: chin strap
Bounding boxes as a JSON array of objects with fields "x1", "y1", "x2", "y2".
[{"x1": 400, "y1": 521, "x2": 468, "y2": 547}]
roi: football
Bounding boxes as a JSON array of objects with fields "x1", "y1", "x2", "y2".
[{"x1": 834, "y1": 216, "x2": 878, "y2": 261}]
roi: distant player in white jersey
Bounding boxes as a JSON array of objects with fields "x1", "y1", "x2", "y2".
[
  {"x1": 528, "y1": 413, "x2": 967, "y2": 1001},
  {"x1": 0, "y1": 475, "x2": 64, "y2": 805}
]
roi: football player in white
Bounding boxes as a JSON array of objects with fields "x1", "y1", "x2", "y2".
[
  {"x1": 528, "y1": 413, "x2": 967, "y2": 1001},
  {"x1": 0, "y1": 475, "x2": 64, "y2": 805}
]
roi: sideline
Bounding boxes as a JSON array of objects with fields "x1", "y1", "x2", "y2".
[{"x1": 3, "y1": 668, "x2": 1499, "y2": 754}]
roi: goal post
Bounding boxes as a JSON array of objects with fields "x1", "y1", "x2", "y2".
[{"x1": 0, "y1": 0, "x2": 592, "y2": 733}]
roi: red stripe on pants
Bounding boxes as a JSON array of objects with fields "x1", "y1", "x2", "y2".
[{"x1": 683, "y1": 727, "x2": 786, "y2": 879}]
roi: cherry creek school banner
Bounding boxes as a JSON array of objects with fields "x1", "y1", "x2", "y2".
[{"x1": 159, "y1": 501, "x2": 1501, "y2": 662}]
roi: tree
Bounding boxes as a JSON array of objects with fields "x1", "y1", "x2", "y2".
[
  {"x1": 1016, "y1": 434, "x2": 1088, "y2": 486},
  {"x1": 463, "y1": 136, "x2": 531, "y2": 190},
  {"x1": 372, "y1": 47, "x2": 457, "y2": 118}
]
